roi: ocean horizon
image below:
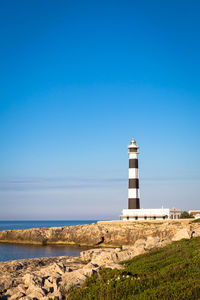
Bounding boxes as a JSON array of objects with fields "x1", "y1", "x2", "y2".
[{"x1": 0, "y1": 220, "x2": 98, "y2": 231}]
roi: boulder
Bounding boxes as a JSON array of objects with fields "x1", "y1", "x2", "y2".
[{"x1": 172, "y1": 228, "x2": 190, "y2": 241}]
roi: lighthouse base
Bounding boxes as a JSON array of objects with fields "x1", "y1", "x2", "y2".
[{"x1": 121, "y1": 208, "x2": 181, "y2": 221}]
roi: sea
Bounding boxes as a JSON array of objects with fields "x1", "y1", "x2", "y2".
[{"x1": 0, "y1": 220, "x2": 97, "y2": 262}]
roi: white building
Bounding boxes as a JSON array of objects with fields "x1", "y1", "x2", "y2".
[
  {"x1": 189, "y1": 210, "x2": 200, "y2": 219},
  {"x1": 121, "y1": 207, "x2": 181, "y2": 221}
]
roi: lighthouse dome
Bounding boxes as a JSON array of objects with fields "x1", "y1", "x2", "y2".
[{"x1": 128, "y1": 138, "x2": 139, "y2": 149}]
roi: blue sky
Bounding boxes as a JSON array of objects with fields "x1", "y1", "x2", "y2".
[{"x1": 0, "y1": 0, "x2": 200, "y2": 220}]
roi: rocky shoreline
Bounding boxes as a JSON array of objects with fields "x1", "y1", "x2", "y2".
[
  {"x1": 0, "y1": 237, "x2": 173, "y2": 300},
  {"x1": 0, "y1": 220, "x2": 199, "y2": 247},
  {"x1": 0, "y1": 244, "x2": 149, "y2": 299},
  {"x1": 0, "y1": 220, "x2": 200, "y2": 299}
]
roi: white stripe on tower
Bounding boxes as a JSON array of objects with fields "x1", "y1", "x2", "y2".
[
  {"x1": 128, "y1": 138, "x2": 140, "y2": 209},
  {"x1": 128, "y1": 168, "x2": 139, "y2": 179}
]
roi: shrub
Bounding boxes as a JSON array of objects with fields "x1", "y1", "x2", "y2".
[{"x1": 180, "y1": 211, "x2": 194, "y2": 219}]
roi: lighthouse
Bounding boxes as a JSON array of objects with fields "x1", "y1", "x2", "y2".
[
  {"x1": 128, "y1": 138, "x2": 140, "y2": 209},
  {"x1": 121, "y1": 137, "x2": 181, "y2": 221}
]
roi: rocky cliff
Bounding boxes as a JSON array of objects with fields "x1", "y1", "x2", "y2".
[{"x1": 0, "y1": 220, "x2": 200, "y2": 247}]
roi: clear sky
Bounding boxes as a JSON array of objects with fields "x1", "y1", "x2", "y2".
[{"x1": 0, "y1": 0, "x2": 200, "y2": 220}]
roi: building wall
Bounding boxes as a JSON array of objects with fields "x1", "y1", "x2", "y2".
[
  {"x1": 189, "y1": 210, "x2": 200, "y2": 219},
  {"x1": 121, "y1": 208, "x2": 181, "y2": 221}
]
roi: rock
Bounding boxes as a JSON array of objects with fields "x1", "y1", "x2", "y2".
[
  {"x1": 77, "y1": 267, "x2": 97, "y2": 277},
  {"x1": 9, "y1": 291, "x2": 26, "y2": 299},
  {"x1": 52, "y1": 262, "x2": 66, "y2": 274},
  {"x1": 134, "y1": 238, "x2": 146, "y2": 248},
  {"x1": 104, "y1": 263, "x2": 123, "y2": 269},
  {"x1": 26, "y1": 289, "x2": 45, "y2": 299},
  {"x1": 144, "y1": 236, "x2": 161, "y2": 250},
  {"x1": 80, "y1": 248, "x2": 103, "y2": 262},
  {"x1": 0, "y1": 219, "x2": 199, "y2": 247},
  {"x1": 4, "y1": 287, "x2": 25, "y2": 299},
  {"x1": 84, "y1": 262, "x2": 99, "y2": 269},
  {"x1": 17, "y1": 284, "x2": 27, "y2": 294},
  {"x1": 23, "y1": 273, "x2": 43, "y2": 288},
  {"x1": 172, "y1": 228, "x2": 190, "y2": 241}
]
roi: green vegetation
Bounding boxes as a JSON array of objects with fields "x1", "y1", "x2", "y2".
[
  {"x1": 180, "y1": 211, "x2": 194, "y2": 219},
  {"x1": 68, "y1": 237, "x2": 200, "y2": 300},
  {"x1": 193, "y1": 218, "x2": 200, "y2": 223}
]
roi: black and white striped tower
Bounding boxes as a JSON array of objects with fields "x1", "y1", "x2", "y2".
[{"x1": 128, "y1": 138, "x2": 140, "y2": 209}]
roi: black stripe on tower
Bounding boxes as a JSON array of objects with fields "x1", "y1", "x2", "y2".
[
  {"x1": 129, "y1": 179, "x2": 139, "y2": 188},
  {"x1": 128, "y1": 198, "x2": 140, "y2": 209},
  {"x1": 129, "y1": 159, "x2": 138, "y2": 168},
  {"x1": 129, "y1": 148, "x2": 138, "y2": 153}
]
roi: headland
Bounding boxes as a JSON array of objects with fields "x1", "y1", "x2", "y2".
[{"x1": 0, "y1": 219, "x2": 199, "y2": 247}]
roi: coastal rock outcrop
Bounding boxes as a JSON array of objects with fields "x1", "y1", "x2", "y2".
[
  {"x1": 0, "y1": 220, "x2": 199, "y2": 247},
  {"x1": 0, "y1": 233, "x2": 173, "y2": 300},
  {"x1": 0, "y1": 245, "x2": 145, "y2": 300}
]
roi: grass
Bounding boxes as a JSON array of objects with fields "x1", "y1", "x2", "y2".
[
  {"x1": 67, "y1": 237, "x2": 200, "y2": 300},
  {"x1": 192, "y1": 218, "x2": 200, "y2": 223}
]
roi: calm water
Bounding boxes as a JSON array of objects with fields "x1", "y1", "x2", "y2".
[
  {"x1": 0, "y1": 220, "x2": 97, "y2": 231},
  {"x1": 0, "y1": 220, "x2": 97, "y2": 262}
]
